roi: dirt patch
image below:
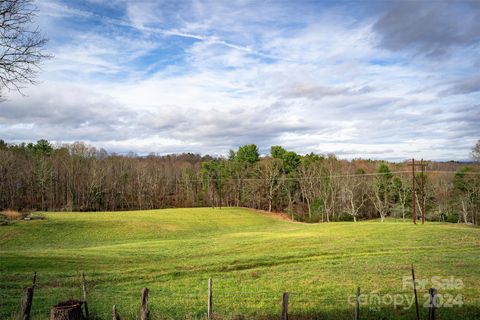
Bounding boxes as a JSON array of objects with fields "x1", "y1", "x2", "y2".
[{"x1": 243, "y1": 207, "x2": 293, "y2": 221}]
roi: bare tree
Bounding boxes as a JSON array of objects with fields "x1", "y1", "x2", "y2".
[
  {"x1": 431, "y1": 173, "x2": 452, "y2": 221},
  {"x1": 393, "y1": 174, "x2": 409, "y2": 221},
  {"x1": 370, "y1": 164, "x2": 393, "y2": 222},
  {"x1": 456, "y1": 170, "x2": 480, "y2": 225},
  {"x1": 298, "y1": 155, "x2": 324, "y2": 220},
  {"x1": 297, "y1": 161, "x2": 315, "y2": 219},
  {"x1": 257, "y1": 158, "x2": 282, "y2": 212},
  {"x1": 472, "y1": 140, "x2": 480, "y2": 162},
  {"x1": 341, "y1": 169, "x2": 367, "y2": 222},
  {"x1": 0, "y1": 0, "x2": 49, "y2": 99},
  {"x1": 371, "y1": 181, "x2": 390, "y2": 223}
]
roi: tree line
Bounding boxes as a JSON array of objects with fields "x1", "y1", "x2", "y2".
[{"x1": 0, "y1": 139, "x2": 478, "y2": 224}]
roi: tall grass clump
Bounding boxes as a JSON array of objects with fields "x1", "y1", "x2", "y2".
[{"x1": 1, "y1": 209, "x2": 23, "y2": 220}]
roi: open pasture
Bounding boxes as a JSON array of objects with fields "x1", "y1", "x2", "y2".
[{"x1": 1, "y1": 208, "x2": 479, "y2": 319}]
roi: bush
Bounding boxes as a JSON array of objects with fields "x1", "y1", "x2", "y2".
[
  {"x1": 337, "y1": 213, "x2": 354, "y2": 222},
  {"x1": 444, "y1": 212, "x2": 460, "y2": 223},
  {"x1": 1, "y1": 209, "x2": 23, "y2": 220}
]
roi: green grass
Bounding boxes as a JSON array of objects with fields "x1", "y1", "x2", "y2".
[{"x1": 0, "y1": 208, "x2": 479, "y2": 319}]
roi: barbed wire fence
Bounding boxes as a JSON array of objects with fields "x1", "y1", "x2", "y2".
[{"x1": 5, "y1": 271, "x2": 476, "y2": 320}]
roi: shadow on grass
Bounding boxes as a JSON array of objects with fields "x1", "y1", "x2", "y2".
[
  {"x1": 2, "y1": 302, "x2": 480, "y2": 319},
  {"x1": 209, "y1": 305, "x2": 480, "y2": 320},
  {"x1": 94, "y1": 305, "x2": 480, "y2": 320}
]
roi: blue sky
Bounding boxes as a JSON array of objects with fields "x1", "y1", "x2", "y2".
[{"x1": 1, "y1": 0, "x2": 479, "y2": 160}]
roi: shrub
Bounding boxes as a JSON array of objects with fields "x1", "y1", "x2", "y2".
[
  {"x1": 444, "y1": 212, "x2": 460, "y2": 223},
  {"x1": 338, "y1": 213, "x2": 354, "y2": 222},
  {"x1": 1, "y1": 209, "x2": 23, "y2": 220}
]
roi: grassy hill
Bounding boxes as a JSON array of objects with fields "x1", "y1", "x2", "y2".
[{"x1": 0, "y1": 208, "x2": 479, "y2": 319}]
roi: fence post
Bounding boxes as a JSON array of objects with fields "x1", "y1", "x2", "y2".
[
  {"x1": 21, "y1": 287, "x2": 34, "y2": 320},
  {"x1": 20, "y1": 272, "x2": 37, "y2": 320},
  {"x1": 208, "y1": 277, "x2": 213, "y2": 320},
  {"x1": 354, "y1": 287, "x2": 360, "y2": 320},
  {"x1": 141, "y1": 288, "x2": 149, "y2": 320},
  {"x1": 411, "y1": 264, "x2": 420, "y2": 320},
  {"x1": 281, "y1": 292, "x2": 289, "y2": 320},
  {"x1": 112, "y1": 305, "x2": 121, "y2": 320},
  {"x1": 82, "y1": 272, "x2": 89, "y2": 320},
  {"x1": 428, "y1": 288, "x2": 437, "y2": 320}
]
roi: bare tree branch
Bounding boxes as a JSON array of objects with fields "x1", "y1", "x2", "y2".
[{"x1": 0, "y1": 0, "x2": 51, "y2": 100}]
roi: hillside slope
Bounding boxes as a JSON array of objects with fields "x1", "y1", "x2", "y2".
[{"x1": 0, "y1": 208, "x2": 479, "y2": 319}]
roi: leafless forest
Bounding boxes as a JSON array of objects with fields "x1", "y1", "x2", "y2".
[{"x1": 0, "y1": 139, "x2": 478, "y2": 224}]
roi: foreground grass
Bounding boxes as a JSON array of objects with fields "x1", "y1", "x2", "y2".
[{"x1": 0, "y1": 208, "x2": 479, "y2": 319}]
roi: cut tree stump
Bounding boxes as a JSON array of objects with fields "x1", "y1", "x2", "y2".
[{"x1": 50, "y1": 300, "x2": 83, "y2": 320}]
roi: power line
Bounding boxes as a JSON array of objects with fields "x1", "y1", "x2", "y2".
[
  {"x1": 424, "y1": 170, "x2": 480, "y2": 175},
  {"x1": 157, "y1": 170, "x2": 480, "y2": 183}
]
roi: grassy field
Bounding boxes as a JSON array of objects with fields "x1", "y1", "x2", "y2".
[{"x1": 0, "y1": 208, "x2": 479, "y2": 319}]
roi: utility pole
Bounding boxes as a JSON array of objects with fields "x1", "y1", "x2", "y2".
[
  {"x1": 411, "y1": 158, "x2": 416, "y2": 224},
  {"x1": 408, "y1": 159, "x2": 427, "y2": 224},
  {"x1": 421, "y1": 158, "x2": 425, "y2": 224}
]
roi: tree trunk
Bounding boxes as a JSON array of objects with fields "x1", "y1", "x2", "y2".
[
  {"x1": 305, "y1": 196, "x2": 311, "y2": 220},
  {"x1": 415, "y1": 190, "x2": 423, "y2": 219},
  {"x1": 461, "y1": 199, "x2": 469, "y2": 224},
  {"x1": 286, "y1": 191, "x2": 293, "y2": 218},
  {"x1": 50, "y1": 300, "x2": 83, "y2": 320}
]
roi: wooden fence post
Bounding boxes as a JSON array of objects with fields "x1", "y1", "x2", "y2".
[
  {"x1": 112, "y1": 305, "x2": 121, "y2": 320},
  {"x1": 140, "y1": 288, "x2": 149, "y2": 320},
  {"x1": 281, "y1": 292, "x2": 289, "y2": 320},
  {"x1": 82, "y1": 272, "x2": 89, "y2": 320},
  {"x1": 208, "y1": 277, "x2": 213, "y2": 320},
  {"x1": 428, "y1": 288, "x2": 437, "y2": 320},
  {"x1": 411, "y1": 264, "x2": 420, "y2": 320},
  {"x1": 21, "y1": 287, "x2": 34, "y2": 320},
  {"x1": 20, "y1": 272, "x2": 37, "y2": 320},
  {"x1": 354, "y1": 287, "x2": 360, "y2": 320}
]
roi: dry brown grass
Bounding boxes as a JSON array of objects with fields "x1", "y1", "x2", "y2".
[{"x1": 1, "y1": 209, "x2": 23, "y2": 220}]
